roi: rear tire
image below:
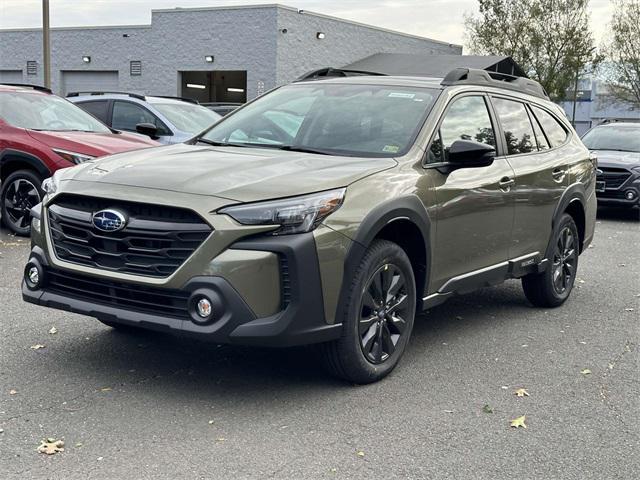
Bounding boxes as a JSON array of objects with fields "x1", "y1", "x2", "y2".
[
  {"x1": 320, "y1": 239, "x2": 417, "y2": 384},
  {"x1": 0, "y1": 169, "x2": 44, "y2": 236},
  {"x1": 522, "y1": 213, "x2": 579, "y2": 308}
]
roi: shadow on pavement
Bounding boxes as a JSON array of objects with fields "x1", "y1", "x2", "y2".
[{"x1": 597, "y1": 205, "x2": 639, "y2": 222}]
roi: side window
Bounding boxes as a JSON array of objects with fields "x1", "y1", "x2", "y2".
[
  {"x1": 427, "y1": 96, "x2": 495, "y2": 164},
  {"x1": 78, "y1": 101, "x2": 109, "y2": 124},
  {"x1": 528, "y1": 106, "x2": 549, "y2": 150},
  {"x1": 112, "y1": 101, "x2": 169, "y2": 135},
  {"x1": 531, "y1": 106, "x2": 568, "y2": 147},
  {"x1": 492, "y1": 98, "x2": 536, "y2": 155}
]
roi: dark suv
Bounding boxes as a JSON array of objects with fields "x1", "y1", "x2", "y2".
[{"x1": 22, "y1": 68, "x2": 597, "y2": 383}]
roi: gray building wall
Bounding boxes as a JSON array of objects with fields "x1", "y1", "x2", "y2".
[{"x1": 0, "y1": 4, "x2": 460, "y2": 99}]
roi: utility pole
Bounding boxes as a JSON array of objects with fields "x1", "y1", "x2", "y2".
[
  {"x1": 42, "y1": 0, "x2": 51, "y2": 88},
  {"x1": 571, "y1": 67, "x2": 579, "y2": 127}
]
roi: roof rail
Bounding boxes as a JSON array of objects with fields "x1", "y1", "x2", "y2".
[
  {"x1": 441, "y1": 68, "x2": 549, "y2": 100},
  {"x1": 66, "y1": 91, "x2": 146, "y2": 100},
  {"x1": 296, "y1": 67, "x2": 386, "y2": 82},
  {"x1": 152, "y1": 95, "x2": 199, "y2": 104},
  {"x1": 1, "y1": 83, "x2": 52, "y2": 93}
]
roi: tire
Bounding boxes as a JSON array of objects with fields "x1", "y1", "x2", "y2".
[
  {"x1": 0, "y1": 169, "x2": 44, "y2": 236},
  {"x1": 320, "y1": 239, "x2": 417, "y2": 384},
  {"x1": 522, "y1": 213, "x2": 579, "y2": 308}
]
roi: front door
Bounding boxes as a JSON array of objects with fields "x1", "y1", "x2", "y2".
[{"x1": 425, "y1": 94, "x2": 515, "y2": 292}]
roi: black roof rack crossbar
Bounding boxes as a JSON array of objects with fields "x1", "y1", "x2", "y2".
[
  {"x1": 152, "y1": 95, "x2": 199, "y2": 104},
  {"x1": 1, "y1": 83, "x2": 52, "y2": 93},
  {"x1": 66, "y1": 91, "x2": 146, "y2": 100},
  {"x1": 441, "y1": 68, "x2": 549, "y2": 100},
  {"x1": 296, "y1": 67, "x2": 387, "y2": 82}
]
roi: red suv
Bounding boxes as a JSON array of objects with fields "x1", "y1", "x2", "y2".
[{"x1": 0, "y1": 84, "x2": 158, "y2": 235}]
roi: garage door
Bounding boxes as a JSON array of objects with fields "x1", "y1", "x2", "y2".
[
  {"x1": 0, "y1": 70, "x2": 24, "y2": 83},
  {"x1": 61, "y1": 71, "x2": 119, "y2": 95}
]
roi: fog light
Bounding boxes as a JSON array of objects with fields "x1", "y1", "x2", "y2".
[
  {"x1": 24, "y1": 263, "x2": 42, "y2": 290},
  {"x1": 625, "y1": 190, "x2": 636, "y2": 200},
  {"x1": 196, "y1": 297, "x2": 212, "y2": 319}
]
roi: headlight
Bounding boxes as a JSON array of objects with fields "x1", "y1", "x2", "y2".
[
  {"x1": 219, "y1": 188, "x2": 346, "y2": 235},
  {"x1": 42, "y1": 172, "x2": 61, "y2": 196},
  {"x1": 52, "y1": 148, "x2": 96, "y2": 165}
]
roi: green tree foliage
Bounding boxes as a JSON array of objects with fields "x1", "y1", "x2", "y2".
[
  {"x1": 601, "y1": 0, "x2": 640, "y2": 107},
  {"x1": 465, "y1": 0, "x2": 599, "y2": 100}
]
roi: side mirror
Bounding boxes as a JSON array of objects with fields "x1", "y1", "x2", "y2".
[
  {"x1": 135, "y1": 122, "x2": 159, "y2": 139},
  {"x1": 448, "y1": 140, "x2": 495, "y2": 167}
]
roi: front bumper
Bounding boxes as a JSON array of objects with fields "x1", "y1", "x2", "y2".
[
  {"x1": 596, "y1": 170, "x2": 640, "y2": 207},
  {"x1": 23, "y1": 233, "x2": 343, "y2": 347}
]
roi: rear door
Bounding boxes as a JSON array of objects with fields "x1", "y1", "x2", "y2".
[
  {"x1": 426, "y1": 93, "x2": 516, "y2": 292},
  {"x1": 76, "y1": 100, "x2": 111, "y2": 125},
  {"x1": 491, "y1": 97, "x2": 569, "y2": 260}
]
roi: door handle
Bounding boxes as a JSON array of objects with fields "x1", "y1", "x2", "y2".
[
  {"x1": 499, "y1": 177, "x2": 515, "y2": 191},
  {"x1": 552, "y1": 169, "x2": 566, "y2": 182}
]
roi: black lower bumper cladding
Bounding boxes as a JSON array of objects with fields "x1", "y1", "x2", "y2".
[{"x1": 23, "y1": 234, "x2": 342, "y2": 347}]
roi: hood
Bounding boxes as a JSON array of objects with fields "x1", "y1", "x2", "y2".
[
  {"x1": 591, "y1": 149, "x2": 640, "y2": 169},
  {"x1": 62, "y1": 143, "x2": 397, "y2": 202},
  {"x1": 27, "y1": 130, "x2": 158, "y2": 157}
]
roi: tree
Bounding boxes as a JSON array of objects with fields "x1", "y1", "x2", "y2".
[
  {"x1": 601, "y1": 0, "x2": 640, "y2": 107},
  {"x1": 465, "y1": 0, "x2": 600, "y2": 100}
]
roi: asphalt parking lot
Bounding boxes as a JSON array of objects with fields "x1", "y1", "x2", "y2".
[{"x1": 0, "y1": 207, "x2": 638, "y2": 480}]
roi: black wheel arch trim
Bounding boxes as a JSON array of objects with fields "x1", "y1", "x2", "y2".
[
  {"x1": 549, "y1": 182, "x2": 587, "y2": 258},
  {"x1": 0, "y1": 149, "x2": 51, "y2": 180},
  {"x1": 336, "y1": 195, "x2": 432, "y2": 320}
]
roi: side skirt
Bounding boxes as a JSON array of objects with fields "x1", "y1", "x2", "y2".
[{"x1": 422, "y1": 252, "x2": 544, "y2": 310}]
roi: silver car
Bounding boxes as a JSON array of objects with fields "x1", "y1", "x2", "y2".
[{"x1": 68, "y1": 92, "x2": 221, "y2": 144}]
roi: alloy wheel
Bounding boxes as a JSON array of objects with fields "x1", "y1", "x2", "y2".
[
  {"x1": 4, "y1": 178, "x2": 41, "y2": 230},
  {"x1": 358, "y1": 263, "x2": 410, "y2": 364},
  {"x1": 551, "y1": 226, "x2": 577, "y2": 294}
]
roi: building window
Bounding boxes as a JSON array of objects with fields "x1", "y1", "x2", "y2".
[
  {"x1": 27, "y1": 61, "x2": 38, "y2": 76},
  {"x1": 130, "y1": 61, "x2": 142, "y2": 76}
]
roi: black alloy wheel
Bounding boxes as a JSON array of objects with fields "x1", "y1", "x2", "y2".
[{"x1": 359, "y1": 263, "x2": 410, "y2": 364}]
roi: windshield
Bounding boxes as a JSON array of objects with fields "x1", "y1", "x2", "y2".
[
  {"x1": 199, "y1": 83, "x2": 439, "y2": 157},
  {"x1": 0, "y1": 91, "x2": 111, "y2": 133},
  {"x1": 582, "y1": 125, "x2": 640, "y2": 153},
  {"x1": 152, "y1": 101, "x2": 221, "y2": 134}
]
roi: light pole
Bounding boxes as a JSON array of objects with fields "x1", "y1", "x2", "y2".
[{"x1": 42, "y1": 0, "x2": 51, "y2": 88}]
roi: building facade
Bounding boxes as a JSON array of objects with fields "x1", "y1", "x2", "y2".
[{"x1": 0, "y1": 4, "x2": 461, "y2": 102}]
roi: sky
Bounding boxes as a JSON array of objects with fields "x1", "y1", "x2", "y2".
[{"x1": 0, "y1": 0, "x2": 614, "y2": 49}]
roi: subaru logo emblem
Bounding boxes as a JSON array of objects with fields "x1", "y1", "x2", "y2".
[{"x1": 92, "y1": 209, "x2": 127, "y2": 232}]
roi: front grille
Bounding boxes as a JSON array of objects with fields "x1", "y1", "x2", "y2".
[
  {"x1": 45, "y1": 268, "x2": 190, "y2": 319},
  {"x1": 47, "y1": 194, "x2": 212, "y2": 278},
  {"x1": 598, "y1": 167, "x2": 631, "y2": 189}
]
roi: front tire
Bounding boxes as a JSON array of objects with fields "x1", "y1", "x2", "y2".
[
  {"x1": 522, "y1": 213, "x2": 579, "y2": 308},
  {"x1": 1, "y1": 170, "x2": 44, "y2": 236},
  {"x1": 321, "y1": 240, "x2": 417, "y2": 384}
]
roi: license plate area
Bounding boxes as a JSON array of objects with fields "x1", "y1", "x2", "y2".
[{"x1": 595, "y1": 181, "x2": 606, "y2": 193}]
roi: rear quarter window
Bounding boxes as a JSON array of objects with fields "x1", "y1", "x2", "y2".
[{"x1": 531, "y1": 106, "x2": 568, "y2": 147}]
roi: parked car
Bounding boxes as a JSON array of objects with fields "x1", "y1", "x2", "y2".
[
  {"x1": 201, "y1": 102, "x2": 242, "y2": 116},
  {"x1": 581, "y1": 121, "x2": 640, "y2": 208},
  {"x1": 0, "y1": 84, "x2": 158, "y2": 236},
  {"x1": 23, "y1": 68, "x2": 596, "y2": 383},
  {"x1": 68, "y1": 92, "x2": 222, "y2": 144}
]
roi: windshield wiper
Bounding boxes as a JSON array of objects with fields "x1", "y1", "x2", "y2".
[
  {"x1": 196, "y1": 138, "x2": 248, "y2": 147},
  {"x1": 273, "y1": 145, "x2": 332, "y2": 155}
]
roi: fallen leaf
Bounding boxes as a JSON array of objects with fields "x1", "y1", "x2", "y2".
[
  {"x1": 510, "y1": 415, "x2": 527, "y2": 429},
  {"x1": 48, "y1": 326, "x2": 58, "y2": 335},
  {"x1": 356, "y1": 451, "x2": 365, "y2": 457},
  {"x1": 581, "y1": 369, "x2": 592, "y2": 375},
  {"x1": 625, "y1": 308, "x2": 635, "y2": 312},
  {"x1": 579, "y1": 341, "x2": 587, "y2": 345},
  {"x1": 38, "y1": 439, "x2": 65, "y2": 455},
  {"x1": 618, "y1": 263, "x2": 626, "y2": 267},
  {"x1": 75, "y1": 442, "x2": 83, "y2": 448},
  {"x1": 9, "y1": 389, "x2": 17, "y2": 395},
  {"x1": 216, "y1": 437, "x2": 226, "y2": 442},
  {"x1": 501, "y1": 386, "x2": 509, "y2": 390},
  {"x1": 514, "y1": 388, "x2": 529, "y2": 397},
  {"x1": 30, "y1": 344, "x2": 45, "y2": 350},
  {"x1": 99, "y1": 387, "x2": 112, "y2": 392},
  {"x1": 0, "y1": 428, "x2": 4, "y2": 434},
  {"x1": 443, "y1": 409, "x2": 454, "y2": 413},
  {"x1": 482, "y1": 404, "x2": 493, "y2": 414},
  {"x1": 329, "y1": 468, "x2": 337, "y2": 473},
  {"x1": 208, "y1": 420, "x2": 214, "y2": 425}
]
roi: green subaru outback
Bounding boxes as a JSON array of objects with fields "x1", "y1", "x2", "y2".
[{"x1": 23, "y1": 68, "x2": 597, "y2": 383}]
